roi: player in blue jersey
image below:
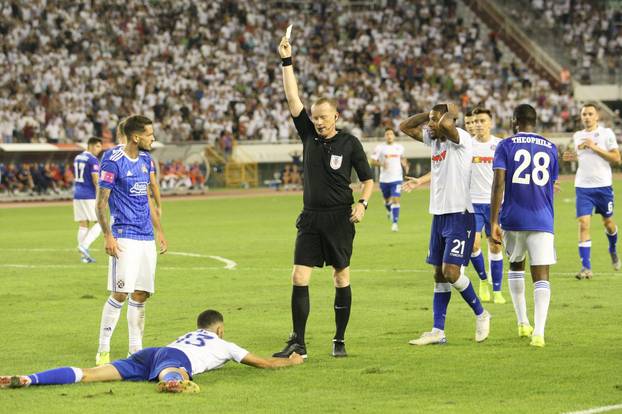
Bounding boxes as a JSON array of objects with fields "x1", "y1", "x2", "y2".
[
  {"x1": 94, "y1": 115, "x2": 168, "y2": 366},
  {"x1": 73, "y1": 137, "x2": 103, "y2": 263},
  {"x1": 102, "y1": 116, "x2": 163, "y2": 218},
  {"x1": 491, "y1": 104, "x2": 559, "y2": 348},
  {"x1": 401, "y1": 103, "x2": 491, "y2": 346},
  {"x1": 1, "y1": 310, "x2": 304, "y2": 393}
]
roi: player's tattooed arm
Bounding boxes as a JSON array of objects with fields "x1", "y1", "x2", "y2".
[
  {"x1": 96, "y1": 187, "x2": 120, "y2": 258},
  {"x1": 490, "y1": 169, "x2": 506, "y2": 245},
  {"x1": 279, "y1": 37, "x2": 304, "y2": 117},
  {"x1": 399, "y1": 112, "x2": 428, "y2": 142},
  {"x1": 439, "y1": 103, "x2": 460, "y2": 144}
]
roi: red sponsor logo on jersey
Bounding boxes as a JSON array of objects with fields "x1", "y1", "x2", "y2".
[
  {"x1": 432, "y1": 150, "x2": 447, "y2": 163},
  {"x1": 101, "y1": 171, "x2": 115, "y2": 183},
  {"x1": 472, "y1": 156, "x2": 494, "y2": 164}
]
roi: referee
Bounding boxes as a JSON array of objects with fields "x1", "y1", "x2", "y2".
[{"x1": 272, "y1": 36, "x2": 374, "y2": 359}]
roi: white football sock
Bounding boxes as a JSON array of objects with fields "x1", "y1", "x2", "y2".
[
  {"x1": 77, "y1": 226, "x2": 88, "y2": 246},
  {"x1": 127, "y1": 299, "x2": 145, "y2": 354},
  {"x1": 82, "y1": 223, "x2": 102, "y2": 249},
  {"x1": 533, "y1": 280, "x2": 551, "y2": 337},
  {"x1": 98, "y1": 296, "x2": 123, "y2": 353},
  {"x1": 508, "y1": 271, "x2": 529, "y2": 325},
  {"x1": 450, "y1": 274, "x2": 470, "y2": 292}
]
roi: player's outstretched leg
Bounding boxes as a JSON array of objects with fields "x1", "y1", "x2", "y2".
[
  {"x1": 507, "y1": 270, "x2": 532, "y2": 337},
  {"x1": 409, "y1": 281, "x2": 450, "y2": 346}
]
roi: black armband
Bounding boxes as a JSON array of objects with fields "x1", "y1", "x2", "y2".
[{"x1": 281, "y1": 57, "x2": 292, "y2": 67}]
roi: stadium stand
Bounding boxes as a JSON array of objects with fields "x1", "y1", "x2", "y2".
[
  {"x1": 492, "y1": 0, "x2": 622, "y2": 85},
  {"x1": 0, "y1": 0, "x2": 588, "y2": 147}
]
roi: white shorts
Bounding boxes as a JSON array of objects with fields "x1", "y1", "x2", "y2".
[
  {"x1": 73, "y1": 199, "x2": 97, "y2": 222},
  {"x1": 503, "y1": 231, "x2": 556, "y2": 266},
  {"x1": 108, "y1": 238, "x2": 157, "y2": 293}
]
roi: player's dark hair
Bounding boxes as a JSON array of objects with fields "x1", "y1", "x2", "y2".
[
  {"x1": 87, "y1": 137, "x2": 102, "y2": 146},
  {"x1": 582, "y1": 102, "x2": 599, "y2": 111},
  {"x1": 123, "y1": 115, "x2": 152, "y2": 140},
  {"x1": 513, "y1": 104, "x2": 537, "y2": 126},
  {"x1": 465, "y1": 109, "x2": 473, "y2": 117},
  {"x1": 432, "y1": 104, "x2": 448, "y2": 114},
  {"x1": 385, "y1": 127, "x2": 395, "y2": 133},
  {"x1": 197, "y1": 309, "x2": 224, "y2": 328},
  {"x1": 473, "y1": 107, "x2": 492, "y2": 119}
]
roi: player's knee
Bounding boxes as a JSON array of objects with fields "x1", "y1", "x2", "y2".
[
  {"x1": 291, "y1": 266, "x2": 311, "y2": 286},
  {"x1": 131, "y1": 291, "x2": 150, "y2": 303},
  {"x1": 111, "y1": 292, "x2": 128, "y2": 303},
  {"x1": 488, "y1": 240, "x2": 502, "y2": 254},
  {"x1": 333, "y1": 268, "x2": 350, "y2": 287}
]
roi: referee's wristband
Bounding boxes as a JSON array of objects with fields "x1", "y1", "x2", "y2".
[
  {"x1": 281, "y1": 57, "x2": 292, "y2": 67},
  {"x1": 358, "y1": 199, "x2": 368, "y2": 209}
]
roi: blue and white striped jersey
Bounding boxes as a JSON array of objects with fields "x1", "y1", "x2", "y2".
[{"x1": 99, "y1": 149, "x2": 155, "y2": 240}]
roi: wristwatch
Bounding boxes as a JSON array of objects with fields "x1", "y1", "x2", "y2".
[{"x1": 358, "y1": 199, "x2": 368, "y2": 209}]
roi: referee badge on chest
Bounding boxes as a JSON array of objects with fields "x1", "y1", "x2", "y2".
[{"x1": 330, "y1": 154, "x2": 343, "y2": 170}]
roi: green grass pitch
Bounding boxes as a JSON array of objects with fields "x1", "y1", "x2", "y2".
[{"x1": 0, "y1": 180, "x2": 621, "y2": 413}]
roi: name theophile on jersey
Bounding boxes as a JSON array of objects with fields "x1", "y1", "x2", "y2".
[{"x1": 511, "y1": 136, "x2": 552, "y2": 148}]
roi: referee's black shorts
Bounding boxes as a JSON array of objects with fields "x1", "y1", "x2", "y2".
[{"x1": 294, "y1": 207, "x2": 355, "y2": 269}]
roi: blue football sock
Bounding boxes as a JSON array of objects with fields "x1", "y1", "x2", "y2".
[
  {"x1": 606, "y1": 227, "x2": 617, "y2": 254},
  {"x1": 470, "y1": 250, "x2": 488, "y2": 281},
  {"x1": 162, "y1": 371, "x2": 184, "y2": 382},
  {"x1": 432, "y1": 283, "x2": 451, "y2": 330},
  {"x1": 390, "y1": 204, "x2": 400, "y2": 224},
  {"x1": 489, "y1": 251, "x2": 504, "y2": 292},
  {"x1": 28, "y1": 367, "x2": 82, "y2": 385},
  {"x1": 579, "y1": 240, "x2": 591, "y2": 269},
  {"x1": 452, "y1": 275, "x2": 484, "y2": 316}
]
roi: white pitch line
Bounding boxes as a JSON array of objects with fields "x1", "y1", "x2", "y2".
[
  {"x1": 167, "y1": 251, "x2": 237, "y2": 270},
  {"x1": 562, "y1": 403, "x2": 622, "y2": 414}
]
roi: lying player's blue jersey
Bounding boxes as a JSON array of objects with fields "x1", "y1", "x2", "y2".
[
  {"x1": 73, "y1": 151, "x2": 100, "y2": 200},
  {"x1": 99, "y1": 149, "x2": 155, "y2": 240},
  {"x1": 493, "y1": 132, "x2": 558, "y2": 234}
]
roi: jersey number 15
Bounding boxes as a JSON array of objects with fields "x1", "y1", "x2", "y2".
[{"x1": 511, "y1": 150, "x2": 550, "y2": 186}]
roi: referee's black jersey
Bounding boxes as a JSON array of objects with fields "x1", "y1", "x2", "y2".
[{"x1": 293, "y1": 108, "x2": 373, "y2": 209}]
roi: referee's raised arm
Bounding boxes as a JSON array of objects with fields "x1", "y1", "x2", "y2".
[{"x1": 278, "y1": 36, "x2": 304, "y2": 117}]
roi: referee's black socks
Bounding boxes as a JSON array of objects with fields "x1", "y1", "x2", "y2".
[
  {"x1": 291, "y1": 285, "x2": 310, "y2": 345},
  {"x1": 334, "y1": 285, "x2": 352, "y2": 341}
]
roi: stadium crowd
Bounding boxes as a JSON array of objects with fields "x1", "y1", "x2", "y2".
[
  {"x1": 0, "y1": 0, "x2": 585, "y2": 146},
  {"x1": 498, "y1": 0, "x2": 622, "y2": 84}
]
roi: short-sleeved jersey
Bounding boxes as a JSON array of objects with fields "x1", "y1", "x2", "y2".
[
  {"x1": 73, "y1": 151, "x2": 100, "y2": 200},
  {"x1": 493, "y1": 132, "x2": 558, "y2": 233},
  {"x1": 293, "y1": 109, "x2": 373, "y2": 209},
  {"x1": 371, "y1": 143, "x2": 405, "y2": 183},
  {"x1": 470, "y1": 136, "x2": 502, "y2": 204},
  {"x1": 99, "y1": 150, "x2": 155, "y2": 240},
  {"x1": 573, "y1": 126, "x2": 619, "y2": 188},
  {"x1": 423, "y1": 127, "x2": 474, "y2": 215},
  {"x1": 101, "y1": 144, "x2": 124, "y2": 164},
  {"x1": 167, "y1": 329, "x2": 249, "y2": 375}
]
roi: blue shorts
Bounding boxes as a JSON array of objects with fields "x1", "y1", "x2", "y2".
[
  {"x1": 427, "y1": 212, "x2": 476, "y2": 267},
  {"x1": 111, "y1": 347, "x2": 193, "y2": 382},
  {"x1": 380, "y1": 181, "x2": 402, "y2": 199},
  {"x1": 576, "y1": 186, "x2": 614, "y2": 218},
  {"x1": 473, "y1": 203, "x2": 491, "y2": 237}
]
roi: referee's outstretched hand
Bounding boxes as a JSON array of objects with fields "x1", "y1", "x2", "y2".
[
  {"x1": 278, "y1": 37, "x2": 292, "y2": 58},
  {"x1": 350, "y1": 203, "x2": 365, "y2": 223}
]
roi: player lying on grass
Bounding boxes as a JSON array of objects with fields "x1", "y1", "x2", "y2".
[{"x1": 0, "y1": 310, "x2": 304, "y2": 393}]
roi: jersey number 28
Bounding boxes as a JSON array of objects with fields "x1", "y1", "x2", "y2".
[{"x1": 512, "y1": 150, "x2": 550, "y2": 186}]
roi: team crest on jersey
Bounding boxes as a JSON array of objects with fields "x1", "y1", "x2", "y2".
[
  {"x1": 141, "y1": 164, "x2": 148, "y2": 174},
  {"x1": 330, "y1": 154, "x2": 343, "y2": 170}
]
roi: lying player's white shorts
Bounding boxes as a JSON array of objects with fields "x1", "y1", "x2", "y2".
[
  {"x1": 503, "y1": 231, "x2": 556, "y2": 266},
  {"x1": 73, "y1": 199, "x2": 97, "y2": 221},
  {"x1": 108, "y1": 238, "x2": 157, "y2": 293}
]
